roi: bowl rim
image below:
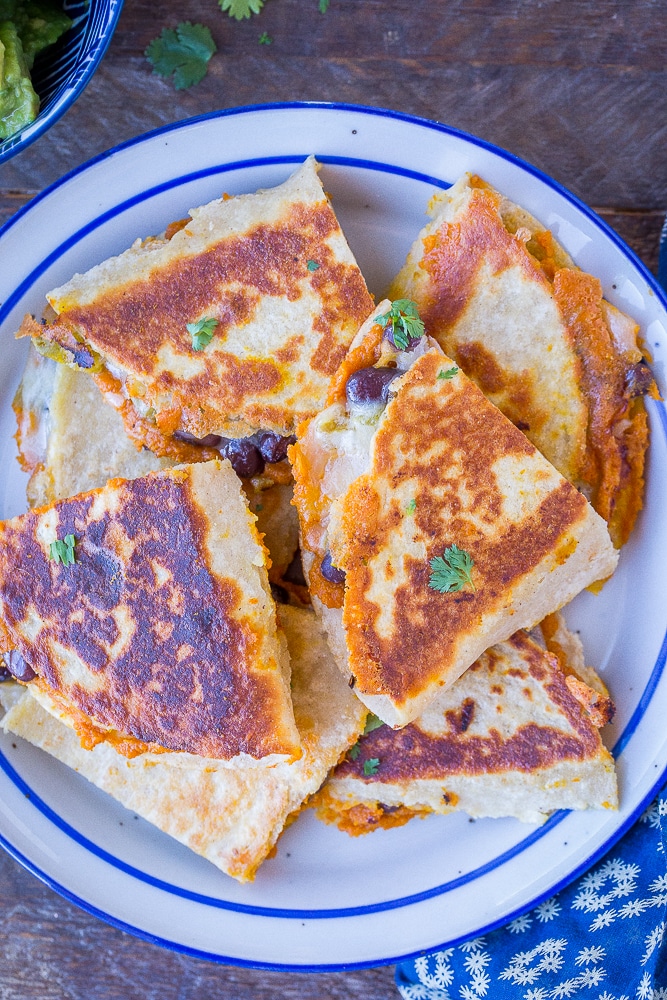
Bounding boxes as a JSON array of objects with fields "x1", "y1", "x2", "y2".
[{"x1": 0, "y1": 0, "x2": 125, "y2": 167}]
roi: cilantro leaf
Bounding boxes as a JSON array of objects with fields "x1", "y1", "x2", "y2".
[
  {"x1": 49, "y1": 534, "x2": 76, "y2": 567},
  {"x1": 428, "y1": 545, "x2": 476, "y2": 593},
  {"x1": 258, "y1": 31, "x2": 272, "y2": 44},
  {"x1": 306, "y1": 259, "x2": 320, "y2": 271},
  {"x1": 405, "y1": 498, "x2": 417, "y2": 515},
  {"x1": 348, "y1": 742, "x2": 361, "y2": 760},
  {"x1": 375, "y1": 299, "x2": 425, "y2": 351},
  {"x1": 319, "y1": 0, "x2": 330, "y2": 10},
  {"x1": 145, "y1": 23, "x2": 216, "y2": 90},
  {"x1": 187, "y1": 316, "x2": 219, "y2": 351},
  {"x1": 363, "y1": 713, "x2": 384, "y2": 735},
  {"x1": 219, "y1": 0, "x2": 264, "y2": 19},
  {"x1": 363, "y1": 757, "x2": 380, "y2": 776},
  {"x1": 437, "y1": 366, "x2": 459, "y2": 380}
]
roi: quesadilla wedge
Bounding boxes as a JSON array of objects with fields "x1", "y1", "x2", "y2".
[
  {"x1": 388, "y1": 173, "x2": 656, "y2": 547},
  {"x1": 0, "y1": 605, "x2": 367, "y2": 882},
  {"x1": 18, "y1": 157, "x2": 374, "y2": 472},
  {"x1": 13, "y1": 347, "x2": 300, "y2": 580},
  {"x1": 0, "y1": 460, "x2": 300, "y2": 765},
  {"x1": 313, "y1": 617, "x2": 617, "y2": 832},
  {"x1": 290, "y1": 300, "x2": 619, "y2": 728}
]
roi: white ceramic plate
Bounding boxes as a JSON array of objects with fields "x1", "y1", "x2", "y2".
[{"x1": 0, "y1": 103, "x2": 666, "y2": 972}]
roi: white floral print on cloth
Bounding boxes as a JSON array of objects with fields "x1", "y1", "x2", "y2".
[{"x1": 395, "y1": 784, "x2": 667, "y2": 999}]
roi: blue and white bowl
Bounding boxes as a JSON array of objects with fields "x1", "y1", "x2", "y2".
[{"x1": 0, "y1": 0, "x2": 123, "y2": 165}]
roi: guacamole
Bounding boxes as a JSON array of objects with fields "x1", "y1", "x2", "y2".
[{"x1": 0, "y1": 0, "x2": 72, "y2": 141}]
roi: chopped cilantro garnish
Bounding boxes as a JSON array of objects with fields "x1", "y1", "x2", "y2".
[
  {"x1": 375, "y1": 299, "x2": 425, "y2": 351},
  {"x1": 363, "y1": 757, "x2": 380, "y2": 776},
  {"x1": 49, "y1": 534, "x2": 76, "y2": 567},
  {"x1": 258, "y1": 31, "x2": 272, "y2": 43},
  {"x1": 187, "y1": 316, "x2": 219, "y2": 351},
  {"x1": 429, "y1": 545, "x2": 475, "y2": 593},
  {"x1": 363, "y1": 713, "x2": 384, "y2": 735},
  {"x1": 219, "y1": 0, "x2": 264, "y2": 19},
  {"x1": 306, "y1": 259, "x2": 320, "y2": 271},
  {"x1": 405, "y1": 498, "x2": 417, "y2": 516},
  {"x1": 319, "y1": 0, "x2": 330, "y2": 10},
  {"x1": 348, "y1": 742, "x2": 361, "y2": 760},
  {"x1": 437, "y1": 366, "x2": 459, "y2": 380},
  {"x1": 145, "y1": 23, "x2": 216, "y2": 90}
]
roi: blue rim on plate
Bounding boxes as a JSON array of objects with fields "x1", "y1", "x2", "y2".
[
  {"x1": 1, "y1": 103, "x2": 667, "y2": 971},
  {"x1": 0, "y1": 0, "x2": 124, "y2": 166}
]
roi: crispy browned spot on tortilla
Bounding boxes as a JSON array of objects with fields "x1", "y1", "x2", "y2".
[
  {"x1": 337, "y1": 351, "x2": 590, "y2": 705},
  {"x1": 0, "y1": 468, "x2": 296, "y2": 759},
  {"x1": 389, "y1": 178, "x2": 653, "y2": 547},
  {"x1": 334, "y1": 633, "x2": 603, "y2": 782},
  {"x1": 41, "y1": 196, "x2": 372, "y2": 449}
]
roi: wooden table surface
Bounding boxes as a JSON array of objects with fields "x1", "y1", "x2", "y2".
[{"x1": 0, "y1": 1, "x2": 666, "y2": 997}]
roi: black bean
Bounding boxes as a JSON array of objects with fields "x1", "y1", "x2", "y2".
[
  {"x1": 173, "y1": 430, "x2": 224, "y2": 448},
  {"x1": 4, "y1": 651, "x2": 36, "y2": 682},
  {"x1": 219, "y1": 438, "x2": 265, "y2": 478},
  {"x1": 345, "y1": 367, "x2": 401, "y2": 406},
  {"x1": 255, "y1": 431, "x2": 296, "y2": 464},
  {"x1": 321, "y1": 551, "x2": 346, "y2": 584}
]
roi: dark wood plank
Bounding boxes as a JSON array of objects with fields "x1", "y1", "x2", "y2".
[
  {"x1": 0, "y1": 850, "x2": 398, "y2": 999},
  {"x1": 3, "y1": 59, "x2": 666, "y2": 213},
  {"x1": 115, "y1": 0, "x2": 667, "y2": 70}
]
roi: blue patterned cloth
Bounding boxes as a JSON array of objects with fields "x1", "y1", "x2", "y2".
[{"x1": 395, "y1": 783, "x2": 667, "y2": 998}]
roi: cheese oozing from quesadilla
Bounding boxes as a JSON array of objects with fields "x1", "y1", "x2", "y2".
[
  {"x1": 0, "y1": 461, "x2": 301, "y2": 764},
  {"x1": 313, "y1": 618, "x2": 617, "y2": 832},
  {"x1": 290, "y1": 301, "x2": 619, "y2": 728},
  {"x1": 0, "y1": 605, "x2": 367, "y2": 882},
  {"x1": 18, "y1": 157, "x2": 374, "y2": 464},
  {"x1": 12, "y1": 347, "x2": 300, "y2": 580},
  {"x1": 388, "y1": 173, "x2": 655, "y2": 547}
]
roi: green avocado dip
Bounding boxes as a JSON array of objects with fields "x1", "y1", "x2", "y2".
[{"x1": 0, "y1": 0, "x2": 72, "y2": 140}]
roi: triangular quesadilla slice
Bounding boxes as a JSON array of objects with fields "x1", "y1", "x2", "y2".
[
  {"x1": 290, "y1": 301, "x2": 619, "y2": 727},
  {"x1": 18, "y1": 157, "x2": 374, "y2": 474},
  {"x1": 0, "y1": 461, "x2": 300, "y2": 764},
  {"x1": 388, "y1": 173, "x2": 656, "y2": 546},
  {"x1": 313, "y1": 618, "x2": 617, "y2": 831},
  {"x1": 0, "y1": 605, "x2": 366, "y2": 882}
]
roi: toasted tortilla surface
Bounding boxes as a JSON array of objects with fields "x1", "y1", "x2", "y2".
[
  {"x1": 29, "y1": 157, "x2": 373, "y2": 454},
  {"x1": 388, "y1": 173, "x2": 653, "y2": 547},
  {"x1": 314, "y1": 627, "x2": 617, "y2": 831},
  {"x1": 0, "y1": 605, "x2": 366, "y2": 882},
  {"x1": 0, "y1": 461, "x2": 299, "y2": 761},
  {"x1": 292, "y1": 322, "x2": 619, "y2": 727}
]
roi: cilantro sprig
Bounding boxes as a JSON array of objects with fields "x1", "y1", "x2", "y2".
[
  {"x1": 49, "y1": 534, "x2": 77, "y2": 567},
  {"x1": 437, "y1": 366, "x2": 459, "y2": 380},
  {"x1": 187, "y1": 316, "x2": 219, "y2": 352},
  {"x1": 363, "y1": 713, "x2": 384, "y2": 735},
  {"x1": 219, "y1": 0, "x2": 264, "y2": 19},
  {"x1": 375, "y1": 299, "x2": 425, "y2": 351},
  {"x1": 145, "y1": 23, "x2": 217, "y2": 90},
  {"x1": 428, "y1": 545, "x2": 476, "y2": 593},
  {"x1": 363, "y1": 758, "x2": 380, "y2": 776}
]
